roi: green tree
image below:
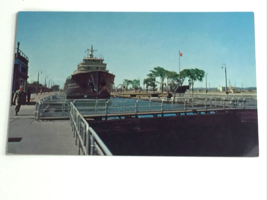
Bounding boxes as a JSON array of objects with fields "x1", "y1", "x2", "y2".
[
  {"x1": 132, "y1": 79, "x2": 140, "y2": 91},
  {"x1": 143, "y1": 77, "x2": 157, "y2": 92},
  {"x1": 123, "y1": 79, "x2": 133, "y2": 91},
  {"x1": 149, "y1": 66, "x2": 167, "y2": 93},
  {"x1": 165, "y1": 70, "x2": 189, "y2": 91},
  {"x1": 165, "y1": 70, "x2": 178, "y2": 90},
  {"x1": 180, "y1": 68, "x2": 205, "y2": 93}
]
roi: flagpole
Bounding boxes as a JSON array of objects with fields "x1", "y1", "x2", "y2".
[{"x1": 179, "y1": 50, "x2": 180, "y2": 74}]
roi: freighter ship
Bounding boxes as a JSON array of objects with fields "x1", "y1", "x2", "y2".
[{"x1": 64, "y1": 45, "x2": 115, "y2": 99}]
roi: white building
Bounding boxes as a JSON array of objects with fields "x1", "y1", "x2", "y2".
[{"x1": 217, "y1": 86, "x2": 225, "y2": 92}]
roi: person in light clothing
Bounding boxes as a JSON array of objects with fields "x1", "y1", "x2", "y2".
[{"x1": 12, "y1": 85, "x2": 26, "y2": 116}]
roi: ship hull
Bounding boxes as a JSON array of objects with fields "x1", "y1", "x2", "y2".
[{"x1": 64, "y1": 71, "x2": 115, "y2": 99}]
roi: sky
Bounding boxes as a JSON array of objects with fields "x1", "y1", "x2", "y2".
[{"x1": 15, "y1": 12, "x2": 256, "y2": 89}]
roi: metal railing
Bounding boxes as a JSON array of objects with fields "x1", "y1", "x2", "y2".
[
  {"x1": 35, "y1": 100, "x2": 70, "y2": 120},
  {"x1": 71, "y1": 97, "x2": 257, "y2": 115},
  {"x1": 35, "y1": 96, "x2": 257, "y2": 120},
  {"x1": 69, "y1": 101, "x2": 112, "y2": 155}
]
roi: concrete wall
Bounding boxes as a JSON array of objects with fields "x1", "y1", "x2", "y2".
[{"x1": 89, "y1": 111, "x2": 258, "y2": 156}]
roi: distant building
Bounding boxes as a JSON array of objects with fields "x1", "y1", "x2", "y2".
[
  {"x1": 229, "y1": 86, "x2": 236, "y2": 93},
  {"x1": 12, "y1": 42, "x2": 29, "y2": 93},
  {"x1": 217, "y1": 86, "x2": 225, "y2": 92},
  {"x1": 51, "y1": 85, "x2": 60, "y2": 91}
]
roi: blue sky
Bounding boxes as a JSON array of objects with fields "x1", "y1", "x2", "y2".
[{"x1": 15, "y1": 12, "x2": 256, "y2": 88}]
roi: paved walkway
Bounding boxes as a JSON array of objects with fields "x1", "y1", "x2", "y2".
[{"x1": 7, "y1": 94, "x2": 79, "y2": 155}]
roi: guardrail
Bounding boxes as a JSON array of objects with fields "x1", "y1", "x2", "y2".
[
  {"x1": 35, "y1": 96, "x2": 257, "y2": 120},
  {"x1": 35, "y1": 100, "x2": 70, "y2": 120},
  {"x1": 69, "y1": 101, "x2": 112, "y2": 155},
  {"x1": 69, "y1": 97, "x2": 257, "y2": 116}
]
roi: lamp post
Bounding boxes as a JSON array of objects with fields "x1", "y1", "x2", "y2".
[
  {"x1": 45, "y1": 76, "x2": 48, "y2": 87},
  {"x1": 36, "y1": 70, "x2": 42, "y2": 94},
  {"x1": 222, "y1": 63, "x2": 227, "y2": 94},
  {"x1": 37, "y1": 70, "x2": 42, "y2": 84},
  {"x1": 49, "y1": 79, "x2": 52, "y2": 88}
]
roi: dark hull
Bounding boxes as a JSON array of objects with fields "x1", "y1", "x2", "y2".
[{"x1": 64, "y1": 71, "x2": 115, "y2": 99}]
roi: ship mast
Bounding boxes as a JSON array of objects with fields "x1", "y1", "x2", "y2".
[{"x1": 89, "y1": 45, "x2": 97, "y2": 58}]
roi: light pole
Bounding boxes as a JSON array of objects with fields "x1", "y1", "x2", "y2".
[
  {"x1": 222, "y1": 63, "x2": 227, "y2": 94},
  {"x1": 45, "y1": 76, "x2": 48, "y2": 87},
  {"x1": 37, "y1": 70, "x2": 42, "y2": 84},
  {"x1": 36, "y1": 70, "x2": 42, "y2": 94},
  {"x1": 49, "y1": 79, "x2": 52, "y2": 88}
]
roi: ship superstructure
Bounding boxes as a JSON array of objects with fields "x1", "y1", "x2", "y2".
[{"x1": 64, "y1": 45, "x2": 115, "y2": 99}]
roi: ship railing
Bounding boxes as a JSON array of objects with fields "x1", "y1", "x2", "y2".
[
  {"x1": 16, "y1": 48, "x2": 29, "y2": 60},
  {"x1": 69, "y1": 101, "x2": 112, "y2": 155}
]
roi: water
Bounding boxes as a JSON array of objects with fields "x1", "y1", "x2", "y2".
[{"x1": 99, "y1": 97, "x2": 215, "y2": 119}]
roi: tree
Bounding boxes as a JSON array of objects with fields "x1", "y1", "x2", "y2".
[
  {"x1": 143, "y1": 77, "x2": 157, "y2": 92},
  {"x1": 132, "y1": 79, "x2": 140, "y2": 91},
  {"x1": 165, "y1": 70, "x2": 178, "y2": 90},
  {"x1": 123, "y1": 79, "x2": 133, "y2": 91},
  {"x1": 165, "y1": 70, "x2": 189, "y2": 92},
  {"x1": 180, "y1": 68, "x2": 205, "y2": 93},
  {"x1": 149, "y1": 66, "x2": 167, "y2": 93}
]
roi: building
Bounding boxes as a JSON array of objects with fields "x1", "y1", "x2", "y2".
[
  {"x1": 51, "y1": 85, "x2": 60, "y2": 91},
  {"x1": 217, "y1": 86, "x2": 226, "y2": 92},
  {"x1": 12, "y1": 42, "x2": 29, "y2": 93}
]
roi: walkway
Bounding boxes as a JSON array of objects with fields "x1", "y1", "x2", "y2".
[{"x1": 7, "y1": 94, "x2": 79, "y2": 155}]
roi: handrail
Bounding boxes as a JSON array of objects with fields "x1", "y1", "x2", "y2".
[
  {"x1": 35, "y1": 96, "x2": 257, "y2": 120},
  {"x1": 69, "y1": 101, "x2": 112, "y2": 156},
  {"x1": 89, "y1": 127, "x2": 112, "y2": 155}
]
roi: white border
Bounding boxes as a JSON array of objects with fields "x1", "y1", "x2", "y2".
[{"x1": 0, "y1": 1, "x2": 266, "y2": 200}]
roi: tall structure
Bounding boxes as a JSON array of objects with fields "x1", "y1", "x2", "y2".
[{"x1": 12, "y1": 42, "x2": 29, "y2": 93}]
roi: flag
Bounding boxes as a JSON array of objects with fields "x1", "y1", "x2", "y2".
[{"x1": 179, "y1": 52, "x2": 183, "y2": 57}]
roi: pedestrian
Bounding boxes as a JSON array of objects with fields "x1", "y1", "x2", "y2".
[{"x1": 12, "y1": 85, "x2": 26, "y2": 116}]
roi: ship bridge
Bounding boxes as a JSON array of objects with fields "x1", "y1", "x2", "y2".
[{"x1": 76, "y1": 45, "x2": 107, "y2": 71}]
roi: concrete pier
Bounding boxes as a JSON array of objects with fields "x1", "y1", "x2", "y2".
[
  {"x1": 89, "y1": 110, "x2": 259, "y2": 156},
  {"x1": 7, "y1": 94, "x2": 79, "y2": 155}
]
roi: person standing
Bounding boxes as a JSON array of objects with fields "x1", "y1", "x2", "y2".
[{"x1": 12, "y1": 85, "x2": 26, "y2": 116}]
